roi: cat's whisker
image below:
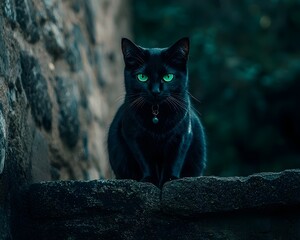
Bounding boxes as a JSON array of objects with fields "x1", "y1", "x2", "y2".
[
  {"x1": 115, "y1": 95, "x2": 126, "y2": 103},
  {"x1": 136, "y1": 98, "x2": 145, "y2": 109},
  {"x1": 171, "y1": 93, "x2": 202, "y2": 115},
  {"x1": 172, "y1": 93, "x2": 189, "y2": 102},
  {"x1": 176, "y1": 94, "x2": 202, "y2": 116},
  {"x1": 172, "y1": 99, "x2": 182, "y2": 112},
  {"x1": 123, "y1": 97, "x2": 139, "y2": 113},
  {"x1": 166, "y1": 97, "x2": 178, "y2": 112},
  {"x1": 123, "y1": 93, "x2": 147, "y2": 113},
  {"x1": 169, "y1": 96, "x2": 189, "y2": 113},
  {"x1": 124, "y1": 94, "x2": 144, "y2": 102},
  {"x1": 188, "y1": 91, "x2": 201, "y2": 103},
  {"x1": 165, "y1": 98, "x2": 172, "y2": 111},
  {"x1": 130, "y1": 97, "x2": 141, "y2": 108},
  {"x1": 134, "y1": 97, "x2": 143, "y2": 107},
  {"x1": 170, "y1": 94, "x2": 202, "y2": 115},
  {"x1": 129, "y1": 96, "x2": 146, "y2": 112},
  {"x1": 168, "y1": 96, "x2": 186, "y2": 113},
  {"x1": 168, "y1": 96, "x2": 181, "y2": 111}
]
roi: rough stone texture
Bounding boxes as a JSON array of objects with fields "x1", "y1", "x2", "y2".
[
  {"x1": 0, "y1": 16, "x2": 9, "y2": 78},
  {"x1": 0, "y1": 208, "x2": 11, "y2": 240},
  {"x1": 19, "y1": 180, "x2": 160, "y2": 240},
  {"x1": 0, "y1": 0, "x2": 130, "y2": 238},
  {"x1": 0, "y1": 0, "x2": 130, "y2": 178},
  {"x1": 15, "y1": 0, "x2": 40, "y2": 43},
  {"x1": 84, "y1": 0, "x2": 96, "y2": 45},
  {"x1": 0, "y1": 105, "x2": 6, "y2": 174},
  {"x1": 30, "y1": 129, "x2": 51, "y2": 182},
  {"x1": 55, "y1": 76, "x2": 80, "y2": 148},
  {"x1": 162, "y1": 169, "x2": 300, "y2": 216},
  {"x1": 18, "y1": 170, "x2": 300, "y2": 240},
  {"x1": 2, "y1": 0, "x2": 17, "y2": 28},
  {"x1": 43, "y1": 22, "x2": 66, "y2": 58},
  {"x1": 27, "y1": 179, "x2": 160, "y2": 219},
  {"x1": 20, "y1": 52, "x2": 53, "y2": 131}
]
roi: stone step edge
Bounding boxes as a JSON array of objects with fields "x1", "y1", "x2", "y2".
[{"x1": 22, "y1": 169, "x2": 300, "y2": 219}]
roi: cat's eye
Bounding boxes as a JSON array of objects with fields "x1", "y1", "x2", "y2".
[
  {"x1": 163, "y1": 74, "x2": 174, "y2": 82},
  {"x1": 137, "y1": 74, "x2": 148, "y2": 82}
]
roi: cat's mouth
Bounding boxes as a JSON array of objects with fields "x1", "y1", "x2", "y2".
[{"x1": 148, "y1": 95, "x2": 168, "y2": 105}]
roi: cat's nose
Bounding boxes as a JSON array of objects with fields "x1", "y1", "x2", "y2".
[{"x1": 151, "y1": 83, "x2": 160, "y2": 96}]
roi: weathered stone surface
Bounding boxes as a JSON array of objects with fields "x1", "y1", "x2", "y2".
[
  {"x1": 0, "y1": 208, "x2": 11, "y2": 239},
  {"x1": 71, "y1": 0, "x2": 81, "y2": 13},
  {"x1": 65, "y1": 39, "x2": 82, "y2": 72},
  {"x1": 94, "y1": 47, "x2": 107, "y2": 87},
  {"x1": 42, "y1": 0, "x2": 62, "y2": 27},
  {"x1": 82, "y1": 133, "x2": 89, "y2": 161},
  {"x1": 18, "y1": 171, "x2": 300, "y2": 240},
  {"x1": 0, "y1": 17, "x2": 9, "y2": 78},
  {"x1": 15, "y1": 0, "x2": 40, "y2": 43},
  {"x1": 55, "y1": 76, "x2": 80, "y2": 148},
  {"x1": 43, "y1": 22, "x2": 65, "y2": 58},
  {"x1": 2, "y1": 0, "x2": 16, "y2": 28},
  {"x1": 20, "y1": 180, "x2": 159, "y2": 240},
  {"x1": 162, "y1": 169, "x2": 300, "y2": 216},
  {"x1": 31, "y1": 129, "x2": 51, "y2": 182},
  {"x1": 0, "y1": 106, "x2": 6, "y2": 174},
  {"x1": 20, "y1": 52, "x2": 52, "y2": 131},
  {"x1": 1, "y1": 0, "x2": 130, "y2": 238},
  {"x1": 84, "y1": 0, "x2": 96, "y2": 44},
  {"x1": 27, "y1": 180, "x2": 160, "y2": 218}
]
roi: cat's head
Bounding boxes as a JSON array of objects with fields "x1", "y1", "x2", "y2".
[{"x1": 121, "y1": 38, "x2": 189, "y2": 105}]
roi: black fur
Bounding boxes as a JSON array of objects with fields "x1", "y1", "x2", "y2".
[{"x1": 108, "y1": 38, "x2": 206, "y2": 188}]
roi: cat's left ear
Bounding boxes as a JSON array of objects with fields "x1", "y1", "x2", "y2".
[
  {"x1": 121, "y1": 38, "x2": 145, "y2": 67},
  {"x1": 165, "y1": 37, "x2": 190, "y2": 65}
]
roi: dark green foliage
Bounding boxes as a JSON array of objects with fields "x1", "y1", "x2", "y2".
[{"x1": 132, "y1": 0, "x2": 300, "y2": 176}]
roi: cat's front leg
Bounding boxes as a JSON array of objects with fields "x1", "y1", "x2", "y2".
[
  {"x1": 159, "y1": 133, "x2": 192, "y2": 188},
  {"x1": 125, "y1": 140, "x2": 158, "y2": 186}
]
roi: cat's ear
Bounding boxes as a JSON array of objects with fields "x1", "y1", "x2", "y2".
[
  {"x1": 121, "y1": 38, "x2": 145, "y2": 67},
  {"x1": 165, "y1": 37, "x2": 189, "y2": 65}
]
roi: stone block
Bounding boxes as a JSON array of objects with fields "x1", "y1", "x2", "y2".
[
  {"x1": 2, "y1": 0, "x2": 16, "y2": 28},
  {"x1": 55, "y1": 76, "x2": 80, "y2": 148},
  {"x1": 162, "y1": 169, "x2": 300, "y2": 216},
  {"x1": 43, "y1": 22, "x2": 66, "y2": 59},
  {"x1": 65, "y1": 39, "x2": 82, "y2": 72},
  {"x1": 31, "y1": 129, "x2": 51, "y2": 182},
  {"x1": 0, "y1": 106, "x2": 6, "y2": 175},
  {"x1": 20, "y1": 52, "x2": 52, "y2": 131},
  {"x1": 19, "y1": 171, "x2": 300, "y2": 240},
  {"x1": 27, "y1": 180, "x2": 160, "y2": 219},
  {"x1": 0, "y1": 208, "x2": 11, "y2": 240},
  {"x1": 84, "y1": 0, "x2": 96, "y2": 44},
  {"x1": 0, "y1": 17, "x2": 9, "y2": 78},
  {"x1": 15, "y1": 0, "x2": 40, "y2": 43}
]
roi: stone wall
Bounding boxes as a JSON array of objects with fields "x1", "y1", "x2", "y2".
[
  {"x1": 18, "y1": 170, "x2": 300, "y2": 240},
  {"x1": 0, "y1": 0, "x2": 130, "y2": 238}
]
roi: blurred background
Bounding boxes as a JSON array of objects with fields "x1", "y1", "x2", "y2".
[{"x1": 131, "y1": 0, "x2": 300, "y2": 176}]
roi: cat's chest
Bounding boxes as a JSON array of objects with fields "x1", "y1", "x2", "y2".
[{"x1": 137, "y1": 133, "x2": 167, "y2": 158}]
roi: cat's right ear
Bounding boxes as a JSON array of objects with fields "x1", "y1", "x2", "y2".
[
  {"x1": 164, "y1": 37, "x2": 189, "y2": 67},
  {"x1": 121, "y1": 38, "x2": 144, "y2": 67}
]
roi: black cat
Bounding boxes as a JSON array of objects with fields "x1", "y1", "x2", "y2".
[{"x1": 108, "y1": 37, "x2": 206, "y2": 188}]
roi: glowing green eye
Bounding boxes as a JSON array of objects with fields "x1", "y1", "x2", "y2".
[
  {"x1": 163, "y1": 74, "x2": 174, "y2": 82},
  {"x1": 137, "y1": 74, "x2": 148, "y2": 82}
]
